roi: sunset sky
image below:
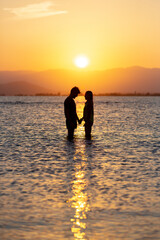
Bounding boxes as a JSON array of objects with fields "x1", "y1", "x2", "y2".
[{"x1": 1, "y1": 0, "x2": 160, "y2": 71}]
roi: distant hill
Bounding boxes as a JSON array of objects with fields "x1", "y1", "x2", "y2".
[
  {"x1": 0, "y1": 81, "x2": 51, "y2": 96},
  {"x1": 0, "y1": 67, "x2": 160, "y2": 95}
]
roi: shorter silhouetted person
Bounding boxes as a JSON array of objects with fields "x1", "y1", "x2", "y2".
[
  {"x1": 64, "y1": 87, "x2": 81, "y2": 140},
  {"x1": 80, "y1": 91, "x2": 94, "y2": 139}
]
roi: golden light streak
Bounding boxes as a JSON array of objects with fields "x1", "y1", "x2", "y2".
[{"x1": 67, "y1": 110, "x2": 90, "y2": 239}]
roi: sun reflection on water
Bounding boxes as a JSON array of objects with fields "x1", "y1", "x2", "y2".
[
  {"x1": 68, "y1": 149, "x2": 90, "y2": 240},
  {"x1": 67, "y1": 98, "x2": 90, "y2": 239}
]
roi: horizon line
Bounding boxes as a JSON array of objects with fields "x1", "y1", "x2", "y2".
[
  {"x1": 0, "y1": 65, "x2": 160, "y2": 72},
  {"x1": 1, "y1": 92, "x2": 160, "y2": 97}
]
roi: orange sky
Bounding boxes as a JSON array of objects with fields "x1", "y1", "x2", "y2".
[{"x1": 0, "y1": 0, "x2": 160, "y2": 71}]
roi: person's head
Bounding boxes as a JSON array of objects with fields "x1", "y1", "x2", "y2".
[
  {"x1": 70, "y1": 87, "x2": 80, "y2": 98},
  {"x1": 85, "y1": 91, "x2": 93, "y2": 101}
]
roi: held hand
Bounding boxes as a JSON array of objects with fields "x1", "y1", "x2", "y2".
[{"x1": 78, "y1": 118, "x2": 83, "y2": 124}]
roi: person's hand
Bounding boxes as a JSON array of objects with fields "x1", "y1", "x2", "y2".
[{"x1": 78, "y1": 118, "x2": 83, "y2": 124}]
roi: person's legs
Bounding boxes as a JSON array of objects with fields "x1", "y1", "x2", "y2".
[
  {"x1": 85, "y1": 124, "x2": 92, "y2": 139},
  {"x1": 66, "y1": 120, "x2": 75, "y2": 140},
  {"x1": 67, "y1": 127, "x2": 74, "y2": 140}
]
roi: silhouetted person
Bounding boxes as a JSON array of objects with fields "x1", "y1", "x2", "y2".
[
  {"x1": 64, "y1": 87, "x2": 80, "y2": 140},
  {"x1": 80, "y1": 91, "x2": 94, "y2": 139}
]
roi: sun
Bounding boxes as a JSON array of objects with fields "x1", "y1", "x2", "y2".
[{"x1": 74, "y1": 55, "x2": 89, "y2": 68}]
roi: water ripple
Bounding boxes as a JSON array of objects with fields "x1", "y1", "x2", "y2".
[{"x1": 0, "y1": 96, "x2": 160, "y2": 240}]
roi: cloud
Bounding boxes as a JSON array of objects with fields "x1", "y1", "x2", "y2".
[{"x1": 4, "y1": 1, "x2": 68, "y2": 19}]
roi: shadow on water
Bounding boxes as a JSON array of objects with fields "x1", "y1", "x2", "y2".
[{"x1": 64, "y1": 138, "x2": 93, "y2": 240}]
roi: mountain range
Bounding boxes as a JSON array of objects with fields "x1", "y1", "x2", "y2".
[{"x1": 0, "y1": 66, "x2": 159, "y2": 95}]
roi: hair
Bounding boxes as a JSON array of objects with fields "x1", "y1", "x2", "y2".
[
  {"x1": 85, "y1": 91, "x2": 93, "y2": 101},
  {"x1": 71, "y1": 87, "x2": 80, "y2": 94}
]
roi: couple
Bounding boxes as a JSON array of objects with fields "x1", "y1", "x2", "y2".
[{"x1": 64, "y1": 87, "x2": 94, "y2": 140}]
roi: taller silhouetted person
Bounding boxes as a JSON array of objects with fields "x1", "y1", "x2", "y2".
[{"x1": 64, "y1": 87, "x2": 80, "y2": 140}]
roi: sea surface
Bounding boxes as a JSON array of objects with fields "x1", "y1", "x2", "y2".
[{"x1": 0, "y1": 96, "x2": 160, "y2": 240}]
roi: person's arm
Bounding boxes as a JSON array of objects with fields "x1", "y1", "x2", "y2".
[
  {"x1": 65, "y1": 107, "x2": 71, "y2": 121},
  {"x1": 79, "y1": 105, "x2": 85, "y2": 124},
  {"x1": 64, "y1": 100, "x2": 72, "y2": 123},
  {"x1": 76, "y1": 114, "x2": 82, "y2": 124}
]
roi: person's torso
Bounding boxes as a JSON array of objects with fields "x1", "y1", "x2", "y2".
[
  {"x1": 64, "y1": 97, "x2": 77, "y2": 120},
  {"x1": 84, "y1": 101, "x2": 94, "y2": 123}
]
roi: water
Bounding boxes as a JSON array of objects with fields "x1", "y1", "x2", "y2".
[{"x1": 0, "y1": 96, "x2": 160, "y2": 240}]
